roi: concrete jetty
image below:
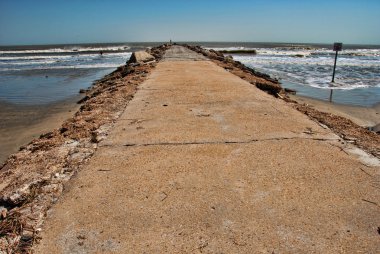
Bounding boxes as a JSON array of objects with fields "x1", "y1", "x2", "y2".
[{"x1": 35, "y1": 46, "x2": 379, "y2": 253}]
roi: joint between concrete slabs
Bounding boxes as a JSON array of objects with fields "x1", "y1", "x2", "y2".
[{"x1": 111, "y1": 136, "x2": 339, "y2": 148}]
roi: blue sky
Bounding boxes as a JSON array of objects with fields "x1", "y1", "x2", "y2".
[{"x1": 0, "y1": 0, "x2": 379, "y2": 45}]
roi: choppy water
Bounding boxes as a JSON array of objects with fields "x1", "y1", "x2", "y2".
[
  {"x1": 202, "y1": 43, "x2": 380, "y2": 90},
  {"x1": 0, "y1": 43, "x2": 160, "y2": 105},
  {"x1": 0, "y1": 45, "x2": 131, "y2": 71},
  {"x1": 199, "y1": 42, "x2": 380, "y2": 106}
]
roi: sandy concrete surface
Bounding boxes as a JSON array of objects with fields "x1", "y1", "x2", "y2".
[
  {"x1": 0, "y1": 97, "x2": 80, "y2": 164},
  {"x1": 35, "y1": 46, "x2": 380, "y2": 253},
  {"x1": 289, "y1": 94, "x2": 380, "y2": 128}
]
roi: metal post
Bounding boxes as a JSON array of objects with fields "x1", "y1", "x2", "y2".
[
  {"x1": 330, "y1": 42, "x2": 342, "y2": 103},
  {"x1": 331, "y1": 50, "x2": 338, "y2": 83}
]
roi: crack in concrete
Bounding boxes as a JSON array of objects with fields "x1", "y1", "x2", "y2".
[{"x1": 118, "y1": 136, "x2": 339, "y2": 148}]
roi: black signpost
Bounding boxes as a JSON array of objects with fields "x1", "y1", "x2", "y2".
[
  {"x1": 332, "y1": 42, "x2": 342, "y2": 82},
  {"x1": 330, "y1": 42, "x2": 343, "y2": 102}
]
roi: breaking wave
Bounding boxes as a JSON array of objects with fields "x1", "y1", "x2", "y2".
[
  {"x1": 208, "y1": 46, "x2": 380, "y2": 90},
  {"x1": 0, "y1": 45, "x2": 131, "y2": 54}
]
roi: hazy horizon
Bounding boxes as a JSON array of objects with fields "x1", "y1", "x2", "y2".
[{"x1": 1, "y1": 41, "x2": 380, "y2": 47}]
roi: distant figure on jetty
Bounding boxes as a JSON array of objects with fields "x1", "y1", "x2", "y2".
[
  {"x1": 99, "y1": 50, "x2": 103, "y2": 55},
  {"x1": 170, "y1": 39, "x2": 172, "y2": 45}
]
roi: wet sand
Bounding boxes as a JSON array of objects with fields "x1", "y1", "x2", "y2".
[
  {"x1": 0, "y1": 97, "x2": 81, "y2": 164},
  {"x1": 289, "y1": 94, "x2": 380, "y2": 128}
]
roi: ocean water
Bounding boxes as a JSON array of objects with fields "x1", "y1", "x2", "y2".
[
  {"x1": 1, "y1": 42, "x2": 379, "y2": 106},
  {"x1": 199, "y1": 42, "x2": 380, "y2": 107},
  {"x1": 0, "y1": 43, "x2": 161, "y2": 105}
]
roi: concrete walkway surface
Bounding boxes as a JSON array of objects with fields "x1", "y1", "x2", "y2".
[{"x1": 35, "y1": 46, "x2": 380, "y2": 253}]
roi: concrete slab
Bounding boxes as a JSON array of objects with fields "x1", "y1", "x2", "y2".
[
  {"x1": 163, "y1": 45, "x2": 208, "y2": 61},
  {"x1": 36, "y1": 141, "x2": 379, "y2": 253}
]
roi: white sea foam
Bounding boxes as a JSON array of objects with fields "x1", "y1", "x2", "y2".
[
  {"x1": 208, "y1": 46, "x2": 380, "y2": 58},
  {"x1": 0, "y1": 64, "x2": 124, "y2": 72},
  {"x1": 234, "y1": 55, "x2": 380, "y2": 67},
  {"x1": 0, "y1": 52, "x2": 131, "y2": 61},
  {"x1": 0, "y1": 52, "x2": 132, "y2": 71},
  {"x1": 0, "y1": 60, "x2": 57, "y2": 65},
  {"x1": 233, "y1": 51, "x2": 380, "y2": 90},
  {"x1": 0, "y1": 46, "x2": 131, "y2": 54},
  {"x1": 205, "y1": 47, "x2": 257, "y2": 51}
]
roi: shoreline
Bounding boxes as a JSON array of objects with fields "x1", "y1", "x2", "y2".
[
  {"x1": 288, "y1": 94, "x2": 380, "y2": 129},
  {"x1": 280, "y1": 80, "x2": 380, "y2": 108},
  {"x1": 0, "y1": 68, "x2": 116, "y2": 165}
]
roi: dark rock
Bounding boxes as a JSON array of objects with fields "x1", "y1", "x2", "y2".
[
  {"x1": 59, "y1": 127, "x2": 68, "y2": 134},
  {"x1": 39, "y1": 132, "x2": 54, "y2": 139},
  {"x1": 119, "y1": 66, "x2": 135, "y2": 77},
  {"x1": 218, "y1": 49, "x2": 257, "y2": 54},
  {"x1": 256, "y1": 82, "x2": 282, "y2": 96},
  {"x1": 209, "y1": 49, "x2": 224, "y2": 57},
  {"x1": 284, "y1": 88, "x2": 297, "y2": 95},
  {"x1": 77, "y1": 96, "x2": 90, "y2": 104},
  {"x1": 243, "y1": 66, "x2": 279, "y2": 83}
]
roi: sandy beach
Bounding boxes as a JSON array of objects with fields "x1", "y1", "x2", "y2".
[
  {"x1": 0, "y1": 97, "x2": 81, "y2": 164},
  {"x1": 288, "y1": 94, "x2": 380, "y2": 128}
]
